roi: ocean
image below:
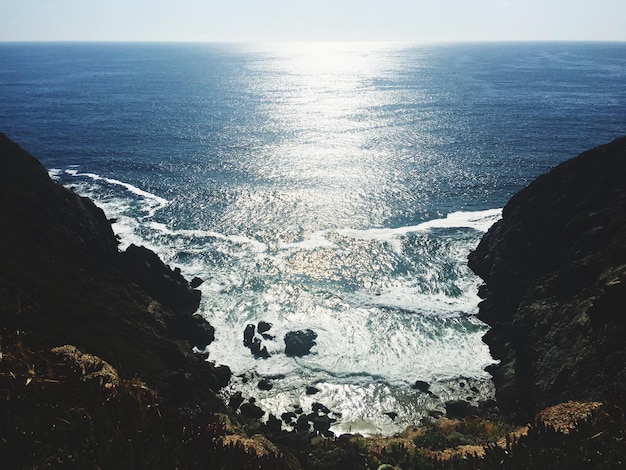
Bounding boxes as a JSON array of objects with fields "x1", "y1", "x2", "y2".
[{"x1": 1, "y1": 41, "x2": 625, "y2": 435}]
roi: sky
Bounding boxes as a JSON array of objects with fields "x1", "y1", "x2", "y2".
[{"x1": 1, "y1": 0, "x2": 625, "y2": 43}]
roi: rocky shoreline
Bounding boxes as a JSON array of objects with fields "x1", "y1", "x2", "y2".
[{"x1": 2, "y1": 132, "x2": 625, "y2": 467}]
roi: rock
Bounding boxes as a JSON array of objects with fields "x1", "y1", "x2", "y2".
[
  {"x1": 284, "y1": 329, "x2": 318, "y2": 357},
  {"x1": 306, "y1": 386, "x2": 320, "y2": 395},
  {"x1": 295, "y1": 414, "x2": 310, "y2": 433},
  {"x1": 258, "y1": 378, "x2": 273, "y2": 391},
  {"x1": 468, "y1": 136, "x2": 626, "y2": 421},
  {"x1": 312, "y1": 402, "x2": 330, "y2": 415},
  {"x1": 228, "y1": 391, "x2": 244, "y2": 411},
  {"x1": 190, "y1": 276, "x2": 204, "y2": 289},
  {"x1": 281, "y1": 412, "x2": 296, "y2": 424},
  {"x1": 412, "y1": 380, "x2": 430, "y2": 393},
  {"x1": 51, "y1": 345, "x2": 120, "y2": 388},
  {"x1": 249, "y1": 337, "x2": 270, "y2": 359},
  {"x1": 240, "y1": 398, "x2": 265, "y2": 421},
  {"x1": 166, "y1": 313, "x2": 215, "y2": 348},
  {"x1": 264, "y1": 413, "x2": 283, "y2": 434},
  {"x1": 258, "y1": 321, "x2": 272, "y2": 334},
  {"x1": 384, "y1": 411, "x2": 398, "y2": 421},
  {"x1": 445, "y1": 400, "x2": 478, "y2": 419},
  {"x1": 243, "y1": 324, "x2": 255, "y2": 347},
  {"x1": 120, "y1": 244, "x2": 201, "y2": 315},
  {"x1": 312, "y1": 414, "x2": 333, "y2": 436}
]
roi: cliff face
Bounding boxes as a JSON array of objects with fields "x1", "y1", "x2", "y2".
[
  {"x1": 469, "y1": 137, "x2": 626, "y2": 421},
  {"x1": 0, "y1": 133, "x2": 229, "y2": 407}
]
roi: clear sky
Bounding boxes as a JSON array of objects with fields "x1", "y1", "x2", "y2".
[{"x1": 1, "y1": 0, "x2": 625, "y2": 43}]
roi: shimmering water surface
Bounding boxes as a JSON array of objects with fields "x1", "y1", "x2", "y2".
[{"x1": 1, "y1": 41, "x2": 625, "y2": 434}]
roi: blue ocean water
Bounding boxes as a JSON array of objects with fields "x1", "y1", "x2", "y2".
[{"x1": 1, "y1": 42, "x2": 625, "y2": 434}]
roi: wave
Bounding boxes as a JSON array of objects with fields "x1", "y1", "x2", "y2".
[
  {"x1": 147, "y1": 222, "x2": 269, "y2": 253},
  {"x1": 64, "y1": 168, "x2": 168, "y2": 214},
  {"x1": 337, "y1": 208, "x2": 502, "y2": 241},
  {"x1": 279, "y1": 208, "x2": 502, "y2": 253}
]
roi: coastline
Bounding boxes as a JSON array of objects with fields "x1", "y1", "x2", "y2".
[{"x1": 2, "y1": 132, "x2": 625, "y2": 468}]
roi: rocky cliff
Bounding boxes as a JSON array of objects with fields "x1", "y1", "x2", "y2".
[
  {"x1": 0, "y1": 132, "x2": 230, "y2": 407},
  {"x1": 469, "y1": 137, "x2": 626, "y2": 421}
]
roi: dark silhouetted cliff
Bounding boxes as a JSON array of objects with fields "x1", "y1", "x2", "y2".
[
  {"x1": 469, "y1": 137, "x2": 626, "y2": 421},
  {"x1": 0, "y1": 132, "x2": 230, "y2": 406}
]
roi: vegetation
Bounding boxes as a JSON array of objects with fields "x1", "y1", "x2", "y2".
[{"x1": 2, "y1": 330, "x2": 625, "y2": 469}]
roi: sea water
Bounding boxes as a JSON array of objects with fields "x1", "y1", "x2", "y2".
[{"x1": 1, "y1": 41, "x2": 625, "y2": 435}]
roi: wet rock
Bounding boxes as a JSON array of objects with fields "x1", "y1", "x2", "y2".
[
  {"x1": 258, "y1": 321, "x2": 272, "y2": 334},
  {"x1": 295, "y1": 414, "x2": 310, "y2": 432},
  {"x1": 229, "y1": 391, "x2": 244, "y2": 411},
  {"x1": 281, "y1": 411, "x2": 296, "y2": 424},
  {"x1": 384, "y1": 411, "x2": 398, "y2": 421},
  {"x1": 264, "y1": 413, "x2": 283, "y2": 434},
  {"x1": 312, "y1": 414, "x2": 333, "y2": 436},
  {"x1": 121, "y1": 244, "x2": 201, "y2": 315},
  {"x1": 445, "y1": 400, "x2": 479, "y2": 419},
  {"x1": 306, "y1": 386, "x2": 320, "y2": 395},
  {"x1": 166, "y1": 313, "x2": 214, "y2": 348},
  {"x1": 190, "y1": 276, "x2": 204, "y2": 289},
  {"x1": 258, "y1": 378, "x2": 273, "y2": 391},
  {"x1": 284, "y1": 329, "x2": 318, "y2": 357},
  {"x1": 312, "y1": 402, "x2": 330, "y2": 415},
  {"x1": 412, "y1": 380, "x2": 430, "y2": 393},
  {"x1": 240, "y1": 398, "x2": 265, "y2": 420},
  {"x1": 250, "y1": 337, "x2": 270, "y2": 359},
  {"x1": 243, "y1": 324, "x2": 255, "y2": 347}
]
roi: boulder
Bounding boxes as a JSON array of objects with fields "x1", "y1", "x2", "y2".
[
  {"x1": 312, "y1": 402, "x2": 330, "y2": 415},
  {"x1": 228, "y1": 391, "x2": 244, "y2": 411},
  {"x1": 258, "y1": 378, "x2": 273, "y2": 391},
  {"x1": 240, "y1": 398, "x2": 265, "y2": 421},
  {"x1": 445, "y1": 400, "x2": 478, "y2": 419},
  {"x1": 412, "y1": 380, "x2": 430, "y2": 393},
  {"x1": 258, "y1": 321, "x2": 272, "y2": 334},
  {"x1": 284, "y1": 329, "x2": 318, "y2": 357},
  {"x1": 243, "y1": 324, "x2": 255, "y2": 347}
]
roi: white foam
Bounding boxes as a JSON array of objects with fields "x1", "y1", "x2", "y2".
[
  {"x1": 337, "y1": 208, "x2": 502, "y2": 242},
  {"x1": 147, "y1": 221, "x2": 269, "y2": 254},
  {"x1": 48, "y1": 168, "x2": 63, "y2": 179},
  {"x1": 275, "y1": 208, "x2": 502, "y2": 255},
  {"x1": 64, "y1": 168, "x2": 168, "y2": 213},
  {"x1": 279, "y1": 230, "x2": 337, "y2": 250}
]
